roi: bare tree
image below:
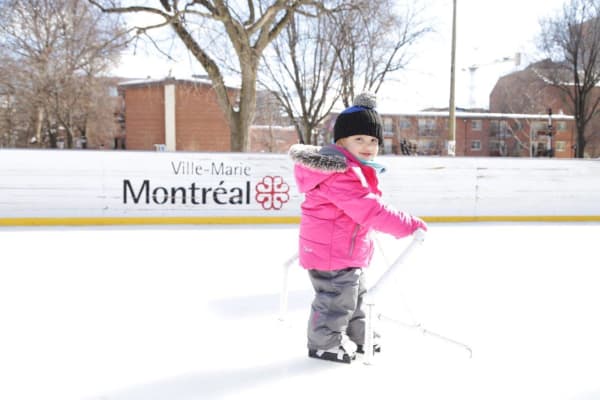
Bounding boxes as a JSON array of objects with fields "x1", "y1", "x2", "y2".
[
  {"x1": 0, "y1": 0, "x2": 128, "y2": 148},
  {"x1": 538, "y1": 0, "x2": 600, "y2": 158},
  {"x1": 0, "y1": 53, "x2": 18, "y2": 147},
  {"x1": 330, "y1": 0, "x2": 431, "y2": 106},
  {"x1": 259, "y1": 9, "x2": 340, "y2": 145},
  {"x1": 89, "y1": 0, "x2": 325, "y2": 152},
  {"x1": 490, "y1": 65, "x2": 554, "y2": 157},
  {"x1": 258, "y1": 0, "x2": 430, "y2": 145}
]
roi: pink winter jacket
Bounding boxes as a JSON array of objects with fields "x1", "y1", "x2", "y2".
[{"x1": 289, "y1": 144, "x2": 425, "y2": 271}]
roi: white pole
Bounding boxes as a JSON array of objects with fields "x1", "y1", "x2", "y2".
[
  {"x1": 364, "y1": 303, "x2": 376, "y2": 365},
  {"x1": 448, "y1": 0, "x2": 457, "y2": 156},
  {"x1": 363, "y1": 229, "x2": 426, "y2": 365},
  {"x1": 164, "y1": 81, "x2": 176, "y2": 151},
  {"x1": 366, "y1": 230, "x2": 426, "y2": 302},
  {"x1": 547, "y1": 108, "x2": 553, "y2": 157},
  {"x1": 364, "y1": 229, "x2": 473, "y2": 360},
  {"x1": 279, "y1": 253, "x2": 298, "y2": 321}
]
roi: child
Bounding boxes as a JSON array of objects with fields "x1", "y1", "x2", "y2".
[{"x1": 288, "y1": 92, "x2": 427, "y2": 364}]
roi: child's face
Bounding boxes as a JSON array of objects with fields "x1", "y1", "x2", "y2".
[{"x1": 339, "y1": 135, "x2": 379, "y2": 161}]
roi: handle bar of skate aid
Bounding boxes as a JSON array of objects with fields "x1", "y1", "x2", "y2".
[
  {"x1": 363, "y1": 229, "x2": 426, "y2": 365},
  {"x1": 279, "y1": 253, "x2": 298, "y2": 321},
  {"x1": 366, "y1": 229, "x2": 426, "y2": 303}
]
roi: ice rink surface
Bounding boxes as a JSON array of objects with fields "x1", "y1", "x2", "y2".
[{"x1": 1, "y1": 222, "x2": 599, "y2": 400}]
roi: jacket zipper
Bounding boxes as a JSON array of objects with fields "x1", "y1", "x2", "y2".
[{"x1": 349, "y1": 224, "x2": 360, "y2": 256}]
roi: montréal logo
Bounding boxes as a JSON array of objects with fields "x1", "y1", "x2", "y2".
[
  {"x1": 123, "y1": 175, "x2": 291, "y2": 211},
  {"x1": 255, "y1": 176, "x2": 290, "y2": 210}
]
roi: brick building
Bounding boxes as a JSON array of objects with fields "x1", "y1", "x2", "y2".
[
  {"x1": 489, "y1": 60, "x2": 600, "y2": 158},
  {"x1": 322, "y1": 109, "x2": 576, "y2": 158},
  {"x1": 248, "y1": 125, "x2": 298, "y2": 153},
  {"x1": 119, "y1": 77, "x2": 298, "y2": 153},
  {"x1": 119, "y1": 77, "x2": 236, "y2": 152},
  {"x1": 119, "y1": 76, "x2": 578, "y2": 158}
]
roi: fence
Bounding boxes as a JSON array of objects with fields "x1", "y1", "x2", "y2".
[{"x1": 1, "y1": 149, "x2": 599, "y2": 226}]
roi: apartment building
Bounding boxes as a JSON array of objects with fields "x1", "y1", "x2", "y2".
[
  {"x1": 489, "y1": 60, "x2": 600, "y2": 158},
  {"x1": 119, "y1": 76, "x2": 578, "y2": 157},
  {"x1": 320, "y1": 109, "x2": 575, "y2": 158}
]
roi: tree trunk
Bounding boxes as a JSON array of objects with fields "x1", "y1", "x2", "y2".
[
  {"x1": 33, "y1": 106, "x2": 44, "y2": 148},
  {"x1": 234, "y1": 61, "x2": 258, "y2": 152},
  {"x1": 575, "y1": 92, "x2": 587, "y2": 158},
  {"x1": 66, "y1": 127, "x2": 73, "y2": 149},
  {"x1": 576, "y1": 124, "x2": 586, "y2": 158}
]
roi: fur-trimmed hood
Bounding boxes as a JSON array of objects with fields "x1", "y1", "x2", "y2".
[
  {"x1": 288, "y1": 144, "x2": 348, "y2": 173},
  {"x1": 289, "y1": 143, "x2": 366, "y2": 194}
]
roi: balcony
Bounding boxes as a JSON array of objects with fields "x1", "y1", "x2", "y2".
[
  {"x1": 489, "y1": 130, "x2": 512, "y2": 139},
  {"x1": 417, "y1": 128, "x2": 439, "y2": 137}
]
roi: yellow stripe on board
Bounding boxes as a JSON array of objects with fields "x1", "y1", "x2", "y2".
[
  {"x1": 425, "y1": 215, "x2": 600, "y2": 223},
  {"x1": 2, "y1": 215, "x2": 600, "y2": 227},
  {"x1": 0, "y1": 216, "x2": 301, "y2": 226}
]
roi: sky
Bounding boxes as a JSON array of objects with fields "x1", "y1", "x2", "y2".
[
  {"x1": 378, "y1": 0, "x2": 568, "y2": 111},
  {"x1": 1, "y1": 222, "x2": 599, "y2": 400},
  {"x1": 112, "y1": 0, "x2": 569, "y2": 111}
]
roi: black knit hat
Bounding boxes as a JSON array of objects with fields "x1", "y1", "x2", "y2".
[{"x1": 333, "y1": 92, "x2": 383, "y2": 145}]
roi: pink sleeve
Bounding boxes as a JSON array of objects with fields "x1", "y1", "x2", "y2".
[{"x1": 321, "y1": 170, "x2": 423, "y2": 238}]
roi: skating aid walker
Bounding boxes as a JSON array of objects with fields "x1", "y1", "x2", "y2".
[{"x1": 279, "y1": 229, "x2": 472, "y2": 365}]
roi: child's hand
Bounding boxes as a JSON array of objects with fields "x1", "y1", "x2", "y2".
[{"x1": 413, "y1": 217, "x2": 428, "y2": 232}]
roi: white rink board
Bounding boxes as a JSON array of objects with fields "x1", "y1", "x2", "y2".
[
  {"x1": 378, "y1": 155, "x2": 600, "y2": 217},
  {"x1": 0, "y1": 150, "x2": 298, "y2": 220},
  {"x1": 0, "y1": 149, "x2": 599, "y2": 223}
]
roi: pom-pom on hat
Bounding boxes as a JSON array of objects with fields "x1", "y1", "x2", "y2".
[{"x1": 334, "y1": 92, "x2": 383, "y2": 145}]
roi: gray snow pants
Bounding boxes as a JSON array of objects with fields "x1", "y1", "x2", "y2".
[{"x1": 307, "y1": 267, "x2": 366, "y2": 350}]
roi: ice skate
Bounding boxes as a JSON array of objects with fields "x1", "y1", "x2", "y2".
[
  {"x1": 308, "y1": 345, "x2": 357, "y2": 364},
  {"x1": 308, "y1": 336, "x2": 357, "y2": 364}
]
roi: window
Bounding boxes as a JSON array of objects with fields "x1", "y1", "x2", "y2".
[
  {"x1": 531, "y1": 121, "x2": 547, "y2": 134},
  {"x1": 490, "y1": 120, "x2": 510, "y2": 138},
  {"x1": 107, "y1": 86, "x2": 118, "y2": 97},
  {"x1": 418, "y1": 119, "x2": 435, "y2": 129},
  {"x1": 399, "y1": 118, "x2": 411, "y2": 129},
  {"x1": 556, "y1": 121, "x2": 567, "y2": 131},
  {"x1": 383, "y1": 117, "x2": 393, "y2": 133},
  {"x1": 418, "y1": 119, "x2": 436, "y2": 136},
  {"x1": 383, "y1": 138, "x2": 392, "y2": 154},
  {"x1": 471, "y1": 120, "x2": 482, "y2": 131},
  {"x1": 555, "y1": 141, "x2": 566, "y2": 152},
  {"x1": 471, "y1": 140, "x2": 481, "y2": 151}
]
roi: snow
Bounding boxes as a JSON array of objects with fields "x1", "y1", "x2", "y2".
[{"x1": 1, "y1": 222, "x2": 599, "y2": 400}]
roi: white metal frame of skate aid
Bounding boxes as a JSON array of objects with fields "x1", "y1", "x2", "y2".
[{"x1": 279, "y1": 229, "x2": 472, "y2": 365}]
